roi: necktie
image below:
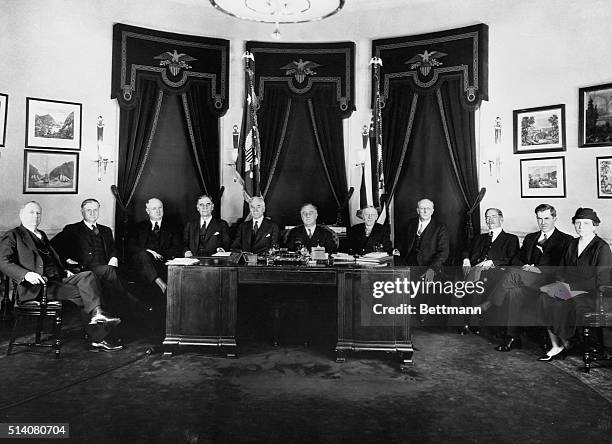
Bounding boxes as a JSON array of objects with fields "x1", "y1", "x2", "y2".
[
  {"x1": 253, "y1": 221, "x2": 259, "y2": 236},
  {"x1": 538, "y1": 233, "x2": 547, "y2": 247},
  {"x1": 307, "y1": 228, "x2": 312, "y2": 238},
  {"x1": 153, "y1": 222, "x2": 160, "y2": 233},
  {"x1": 417, "y1": 224, "x2": 423, "y2": 236},
  {"x1": 201, "y1": 220, "x2": 207, "y2": 232},
  {"x1": 91, "y1": 224, "x2": 99, "y2": 236}
]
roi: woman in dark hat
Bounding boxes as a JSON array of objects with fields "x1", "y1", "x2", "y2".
[{"x1": 537, "y1": 208, "x2": 612, "y2": 361}]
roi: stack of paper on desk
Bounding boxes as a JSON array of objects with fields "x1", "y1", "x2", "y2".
[
  {"x1": 165, "y1": 257, "x2": 200, "y2": 266},
  {"x1": 356, "y1": 252, "x2": 393, "y2": 265},
  {"x1": 332, "y1": 253, "x2": 355, "y2": 263}
]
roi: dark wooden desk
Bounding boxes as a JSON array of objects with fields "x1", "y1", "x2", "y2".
[{"x1": 164, "y1": 262, "x2": 413, "y2": 369}]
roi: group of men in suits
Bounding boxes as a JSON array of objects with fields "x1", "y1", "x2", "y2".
[{"x1": 0, "y1": 194, "x2": 578, "y2": 355}]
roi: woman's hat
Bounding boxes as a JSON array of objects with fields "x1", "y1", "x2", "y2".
[{"x1": 572, "y1": 207, "x2": 601, "y2": 224}]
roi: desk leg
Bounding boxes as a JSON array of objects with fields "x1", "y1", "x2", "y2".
[
  {"x1": 335, "y1": 349, "x2": 346, "y2": 363},
  {"x1": 399, "y1": 351, "x2": 413, "y2": 372},
  {"x1": 162, "y1": 344, "x2": 178, "y2": 357}
]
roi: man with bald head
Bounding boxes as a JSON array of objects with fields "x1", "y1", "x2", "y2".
[
  {"x1": 127, "y1": 197, "x2": 181, "y2": 294},
  {"x1": 401, "y1": 198, "x2": 449, "y2": 281},
  {"x1": 231, "y1": 197, "x2": 279, "y2": 254},
  {"x1": 0, "y1": 202, "x2": 122, "y2": 351}
]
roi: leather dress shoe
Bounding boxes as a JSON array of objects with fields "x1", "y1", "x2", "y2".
[
  {"x1": 495, "y1": 336, "x2": 522, "y2": 352},
  {"x1": 537, "y1": 348, "x2": 566, "y2": 361},
  {"x1": 90, "y1": 340, "x2": 124, "y2": 352}
]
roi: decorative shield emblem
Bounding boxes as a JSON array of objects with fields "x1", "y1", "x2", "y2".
[
  {"x1": 280, "y1": 58, "x2": 322, "y2": 83},
  {"x1": 154, "y1": 50, "x2": 197, "y2": 77}
]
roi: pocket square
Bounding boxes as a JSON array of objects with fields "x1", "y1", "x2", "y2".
[
  {"x1": 265, "y1": 233, "x2": 271, "y2": 238},
  {"x1": 213, "y1": 231, "x2": 220, "y2": 236}
]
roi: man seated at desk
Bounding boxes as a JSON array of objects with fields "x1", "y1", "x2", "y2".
[
  {"x1": 183, "y1": 195, "x2": 231, "y2": 257},
  {"x1": 231, "y1": 196, "x2": 280, "y2": 254},
  {"x1": 285, "y1": 203, "x2": 338, "y2": 253},
  {"x1": 128, "y1": 197, "x2": 182, "y2": 295},
  {"x1": 346, "y1": 205, "x2": 392, "y2": 255}
]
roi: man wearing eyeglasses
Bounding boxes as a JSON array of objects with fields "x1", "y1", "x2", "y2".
[
  {"x1": 231, "y1": 196, "x2": 279, "y2": 254},
  {"x1": 52, "y1": 198, "x2": 151, "y2": 316},
  {"x1": 127, "y1": 197, "x2": 182, "y2": 295},
  {"x1": 183, "y1": 195, "x2": 231, "y2": 257},
  {"x1": 456, "y1": 207, "x2": 519, "y2": 334},
  {"x1": 285, "y1": 203, "x2": 337, "y2": 253}
]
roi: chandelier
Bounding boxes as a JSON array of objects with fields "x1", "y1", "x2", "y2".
[{"x1": 209, "y1": 0, "x2": 345, "y2": 39}]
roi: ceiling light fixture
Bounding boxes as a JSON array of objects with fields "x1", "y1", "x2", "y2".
[{"x1": 209, "y1": 0, "x2": 345, "y2": 39}]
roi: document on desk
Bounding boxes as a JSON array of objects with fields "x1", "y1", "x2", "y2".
[
  {"x1": 165, "y1": 258, "x2": 200, "y2": 266},
  {"x1": 212, "y1": 251, "x2": 232, "y2": 257}
]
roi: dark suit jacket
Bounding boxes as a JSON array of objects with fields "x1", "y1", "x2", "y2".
[
  {"x1": 556, "y1": 235, "x2": 612, "y2": 292},
  {"x1": 183, "y1": 218, "x2": 231, "y2": 256},
  {"x1": 346, "y1": 223, "x2": 392, "y2": 254},
  {"x1": 512, "y1": 228, "x2": 573, "y2": 270},
  {"x1": 51, "y1": 221, "x2": 117, "y2": 269},
  {"x1": 402, "y1": 218, "x2": 449, "y2": 271},
  {"x1": 128, "y1": 219, "x2": 182, "y2": 260},
  {"x1": 285, "y1": 225, "x2": 338, "y2": 253},
  {"x1": 0, "y1": 225, "x2": 66, "y2": 302},
  {"x1": 231, "y1": 218, "x2": 280, "y2": 254},
  {"x1": 464, "y1": 229, "x2": 519, "y2": 266}
]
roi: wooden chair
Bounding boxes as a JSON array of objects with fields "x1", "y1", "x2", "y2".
[
  {"x1": 582, "y1": 284, "x2": 612, "y2": 373},
  {"x1": 6, "y1": 282, "x2": 63, "y2": 358}
]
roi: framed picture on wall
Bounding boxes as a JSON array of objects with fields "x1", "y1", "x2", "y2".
[
  {"x1": 23, "y1": 149, "x2": 79, "y2": 194},
  {"x1": 579, "y1": 83, "x2": 612, "y2": 147},
  {"x1": 25, "y1": 97, "x2": 82, "y2": 150},
  {"x1": 520, "y1": 156, "x2": 566, "y2": 198},
  {"x1": 0, "y1": 93, "x2": 7, "y2": 147},
  {"x1": 596, "y1": 156, "x2": 612, "y2": 198},
  {"x1": 513, "y1": 104, "x2": 566, "y2": 154}
]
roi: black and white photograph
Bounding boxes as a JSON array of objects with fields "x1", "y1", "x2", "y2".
[
  {"x1": 23, "y1": 149, "x2": 79, "y2": 193},
  {"x1": 513, "y1": 104, "x2": 566, "y2": 154},
  {"x1": 597, "y1": 156, "x2": 612, "y2": 198},
  {"x1": 580, "y1": 82, "x2": 612, "y2": 147},
  {"x1": 25, "y1": 97, "x2": 82, "y2": 150},
  {"x1": 1, "y1": 1, "x2": 612, "y2": 443},
  {"x1": 520, "y1": 156, "x2": 566, "y2": 198}
]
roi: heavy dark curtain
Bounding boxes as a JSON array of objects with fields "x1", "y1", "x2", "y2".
[{"x1": 259, "y1": 84, "x2": 348, "y2": 227}]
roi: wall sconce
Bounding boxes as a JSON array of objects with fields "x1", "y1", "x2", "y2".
[
  {"x1": 226, "y1": 124, "x2": 240, "y2": 181},
  {"x1": 482, "y1": 116, "x2": 502, "y2": 183},
  {"x1": 95, "y1": 116, "x2": 114, "y2": 181}
]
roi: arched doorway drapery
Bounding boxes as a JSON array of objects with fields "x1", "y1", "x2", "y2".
[
  {"x1": 239, "y1": 41, "x2": 355, "y2": 227},
  {"x1": 111, "y1": 24, "x2": 229, "y2": 260},
  {"x1": 371, "y1": 24, "x2": 488, "y2": 263}
]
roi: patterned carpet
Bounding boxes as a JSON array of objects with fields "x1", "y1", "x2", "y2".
[{"x1": 1, "y1": 318, "x2": 611, "y2": 443}]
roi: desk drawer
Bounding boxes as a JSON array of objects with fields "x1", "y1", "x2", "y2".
[{"x1": 238, "y1": 269, "x2": 337, "y2": 285}]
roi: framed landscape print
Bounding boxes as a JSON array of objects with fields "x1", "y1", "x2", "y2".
[
  {"x1": 579, "y1": 82, "x2": 612, "y2": 147},
  {"x1": 23, "y1": 149, "x2": 79, "y2": 194},
  {"x1": 25, "y1": 97, "x2": 82, "y2": 150},
  {"x1": 520, "y1": 156, "x2": 566, "y2": 198},
  {"x1": 513, "y1": 104, "x2": 566, "y2": 154},
  {"x1": 0, "y1": 93, "x2": 7, "y2": 147},
  {"x1": 596, "y1": 156, "x2": 612, "y2": 198}
]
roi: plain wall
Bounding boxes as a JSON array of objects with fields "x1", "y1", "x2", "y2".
[{"x1": 1, "y1": 0, "x2": 611, "y2": 242}]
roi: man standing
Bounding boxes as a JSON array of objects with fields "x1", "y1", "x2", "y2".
[
  {"x1": 346, "y1": 205, "x2": 392, "y2": 255},
  {"x1": 51, "y1": 198, "x2": 149, "y2": 315},
  {"x1": 401, "y1": 198, "x2": 449, "y2": 282},
  {"x1": 231, "y1": 197, "x2": 280, "y2": 254},
  {"x1": 285, "y1": 203, "x2": 337, "y2": 253},
  {"x1": 183, "y1": 195, "x2": 231, "y2": 257},
  {"x1": 128, "y1": 198, "x2": 181, "y2": 294},
  {"x1": 485, "y1": 204, "x2": 573, "y2": 351},
  {"x1": 0, "y1": 202, "x2": 122, "y2": 351}
]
